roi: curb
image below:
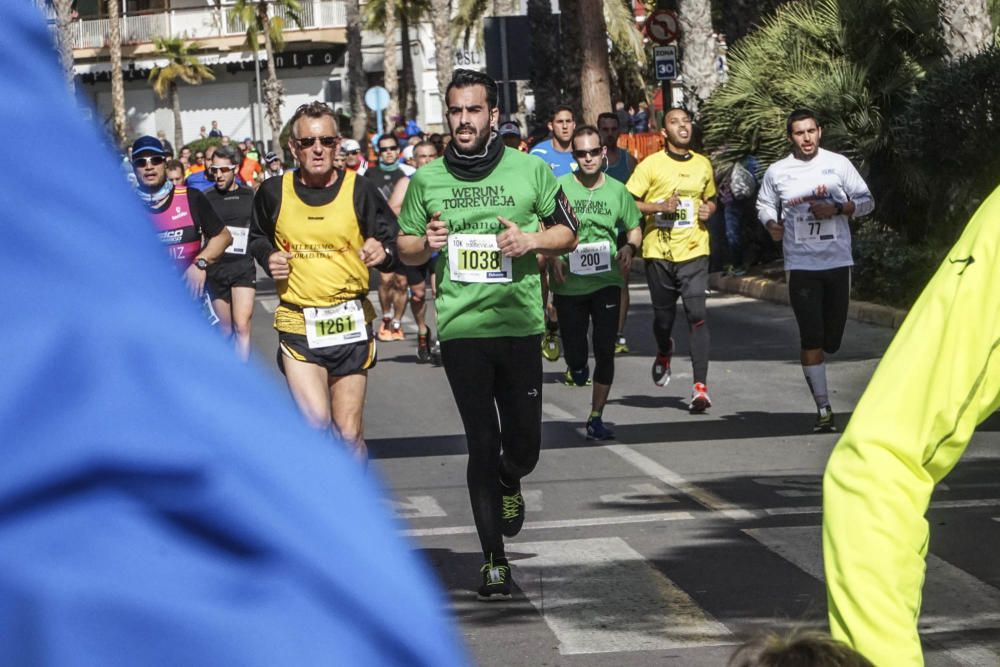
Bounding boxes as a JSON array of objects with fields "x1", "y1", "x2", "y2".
[{"x1": 709, "y1": 272, "x2": 909, "y2": 330}]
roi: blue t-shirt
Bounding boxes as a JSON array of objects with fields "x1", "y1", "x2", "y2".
[{"x1": 529, "y1": 138, "x2": 577, "y2": 177}]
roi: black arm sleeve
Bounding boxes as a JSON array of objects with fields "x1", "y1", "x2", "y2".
[
  {"x1": 354, "y1": 175, "x2": 400, "y2": 272},
  {"x1": 249, "y1": 178, "x2": 282, "y2": 277},
  {"x1": 188, "y1": 188, "x2": 226, "y2": 239},
  {"x1": 540, "y1": 187, "x2": 579, "y2": 235}
]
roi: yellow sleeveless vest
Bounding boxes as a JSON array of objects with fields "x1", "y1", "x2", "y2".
[{"x1": 273, "y1": 170, "x2": 375, "y2": 334}]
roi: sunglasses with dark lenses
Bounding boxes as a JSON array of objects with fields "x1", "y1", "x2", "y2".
[
  {"x1": 295, "y1": 135, "x2": 339, "y2": 149},
  {"x1": 343, "y1": 150, "x2": 361, "y2": 155},
  {"x1": 378, "y1": 145, "x2": 399, "y2": 153},
  {"x1": 208, "y1": 166, "x2": 234, "y2": 174},
  {"x1": 133, "y1": 155, "x2": 165, "y2": 168},
  {"x1": 573, "y1": 148, "x2": 603, "y2": 159}
]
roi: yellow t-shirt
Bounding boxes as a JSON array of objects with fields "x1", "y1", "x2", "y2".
[{"x1": 626, "y1": 150, "x2": 716, "y2": 263}]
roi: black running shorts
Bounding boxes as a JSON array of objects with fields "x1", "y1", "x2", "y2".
[
  {"x1": 787, "y1": 266, "x2": 851, "y2": 353},
  {"x1": 207, "y1": 258, "x2": 256, "y2": 301},
  {"x1": 276, "y1": 329, "x2": 377, "y2": 377}
]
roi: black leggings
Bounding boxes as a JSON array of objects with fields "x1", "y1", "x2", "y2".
[
  {"x1": 553, "y1": 285, "x2": 620, "y2": 385},
  {"x1": 644, "y1": 257, "x2": 710, "y2": 384},
  {"x1": 788, "y1": 267, "x2": 851, "y2": 353},
  {"x1": 440, "y1": 335, "x2": 543, "y2": 560}
]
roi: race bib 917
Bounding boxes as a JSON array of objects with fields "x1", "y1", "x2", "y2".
[{"x1": 448, "y1": 234, "x2": 512, "y2": 283}]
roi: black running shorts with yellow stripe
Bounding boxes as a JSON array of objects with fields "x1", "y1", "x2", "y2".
[{"x1": 276, "y1": 327, "x2": 378, "y2": 377}]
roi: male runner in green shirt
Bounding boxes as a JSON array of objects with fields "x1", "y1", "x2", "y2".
[{"x1": 397, "y1": 69, "x2": 579, "y2": 601}]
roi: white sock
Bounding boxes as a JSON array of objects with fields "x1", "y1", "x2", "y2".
[{"x1": 803, "y1": 363, "x2": 830, "y2": 410}]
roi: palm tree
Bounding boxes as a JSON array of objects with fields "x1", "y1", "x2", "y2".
[
  {"x1": 430, "y1": 0, "x2": 454, "y2": 112},
  {"x1": 939, "y1": 0, "x2": 992, "y2": 61},
  {"x1": 107, "y1": 0, "x2": 126, "y2": 149},
  {"x1": 578, "y1": 0, "x2": 612, "y2": 123},
  {"x1": 678, "y1": 0, "x2": 717, "y2": 112},
  {"x1": 53, "y1": 0, "x2": 76, "y2": 94},
  {"x1": 229, "y1": 0, "x2": 302, "y2": 156},
  {"x1": 345, "y1": 0, "x2": 369, "y2": 145},
  {"x1": 366, "y1": 0, "x2": 432, "y2": 124},
  {"x1": 149, "y1": 37, "x2": 216, "y2": 151},
  {"x1": 381, "y1": 0, "x2": 400, "y2": 127}
]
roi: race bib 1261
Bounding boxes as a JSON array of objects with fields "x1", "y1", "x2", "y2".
[
  {"x1": 448, "y1": 234, "x2": 512, "y2": 283},
  {"x1": 304, "y1": 300, "x2": 368, "y2": 349}
]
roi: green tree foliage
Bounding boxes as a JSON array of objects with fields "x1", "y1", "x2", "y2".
[
  {"x1": 148, "y1": 37, "x2": 215, "y2": 150},
  {"x1": 700, "y1": 0, "x2": 945, "y2": 237},
  {"x1": 895, "y1": 43, "x2": 1000, "y2": 242}
]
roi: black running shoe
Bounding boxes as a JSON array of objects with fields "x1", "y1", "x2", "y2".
[
  {"x1": 814, "y1": 405, "x2": 836, "y2": 433},
  {"x1": 477, "y1": 558, "x2": 513, "y2": 601},
  {"x1": 500, "y1": 481, "x2": 525, "y2": 537},
  {"x1": 416, "y1": 329, "x2": 432, "y2": 363}
]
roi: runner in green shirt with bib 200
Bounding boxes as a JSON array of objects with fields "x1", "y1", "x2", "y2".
[
  {"x1": 397, "y1": 69, "x2": 579, "y2": 602},
  {"x1": 549, "y1": 125, "x2": 642, "y2": 440}
]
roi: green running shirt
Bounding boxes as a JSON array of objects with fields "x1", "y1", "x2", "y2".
[
  {"x1": 551, "y1": 173, "x2": 641, "y2": 296},
  {"x1": 398, "y1": 147, "x2": 560, "y2": 342}
]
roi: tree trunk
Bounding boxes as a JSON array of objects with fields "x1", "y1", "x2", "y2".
[
  {"x1": 940, "y1": 0, "x2": 992, "y2": 61},
  {"x1": 400, "y1": 3, "x2": 418, "y2": 121},
  {"x1": 677, "y1": 0, "x2": 717, "y2": 112},
  {"x1": 577, "y1": 0, "x2": 611, "y2": 124},
  {"x1": 345, "y1": 0, "x2": 369, "y2": 147},
  {"x1": 383, "y1": 0, "x2": 399, "y2": 129},
  {"x1": 54, "y1": 0, "x2": 76, "y2": 95},
  {"x1": 171, "y1": 82, "x2": 183, "y2": 151},
  {"x1": 429, "y1": 0, "x2": 453, "y2": 123},
  {"x1": 528, "y1": 0, "x2": 563, "y2": 124},
  {"x1": 107, "y1": 0, "x2": 127, "y2": 149},
  {"x1": 260, "y1": 14, "x2": 285, "y2": 156}
]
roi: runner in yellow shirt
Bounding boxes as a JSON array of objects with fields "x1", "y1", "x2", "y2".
[{"x1": 823, "y1": 186, "x2": 1000, "y2": 666}]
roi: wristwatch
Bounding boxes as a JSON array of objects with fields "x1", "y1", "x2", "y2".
[
  {"x1": 194, "y1": 257, "x2": 209, "y2": 270},
  {"x1": 834, "y1": 201, "x2": 844, "y2": 216},
  {"x1": 626, "y1": 242, "x2": 639, "y2": 256}
]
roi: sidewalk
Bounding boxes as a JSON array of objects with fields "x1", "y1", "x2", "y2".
[{"x1": 707, "y1": 262, "x2": 909, "y2": 330}]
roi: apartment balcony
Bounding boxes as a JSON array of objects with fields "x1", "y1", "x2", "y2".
[{"x1": 61, "y1": 1, "x2": 346, "y2": 51}]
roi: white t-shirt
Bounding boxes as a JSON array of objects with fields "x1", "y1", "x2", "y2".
[{"x1": 756, "y1": 148, "x2": 874, "y2": 271}]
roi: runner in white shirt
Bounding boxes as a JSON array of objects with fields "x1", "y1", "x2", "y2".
[{"x1": 756, "y1": 108, "x2": 874, "y2": 433}]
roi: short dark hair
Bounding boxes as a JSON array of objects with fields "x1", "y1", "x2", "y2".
[
  {"x1": 597, "y1": 112, "x2": 619, "y2": 127},
  {"x1": 165, "y1": 159, "x2": 184, "y2": 173},
  {"x1": 664, "y1": 106, "x2": 692, "y2": 121},
  {"x1": 414, "y1": 140, "x2": 438, "y2": 155},
  {"x1": 571, "y1": 124, "x2": 600, "y2": 148},
  {"x1": 786, "y1": 108, "x2": 820, "y2": 135},
  {"x1": 551, "y1": 105, "x2": 576, "y2": 122},
  {"x1": 212, "y1": 144, "x2": 240, "y2": 165},
  {"x1": 728, "y1": 630, "x2": 874, "y2": 667},
  {"x1": 289, "y1": 101, "x2": 339, "y2": 138},
  {"x1": 446, "y1": 69, "x2": 498, "y2": 110},
  {"x1": 376, "y1": 133, "x2": 400, "y2": 149}
]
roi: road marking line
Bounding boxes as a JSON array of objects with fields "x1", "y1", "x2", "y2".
[
  {"x1": 542, "y1": 402, "x2": 575, "y2": 420},
  {"x1": 403, "y1": 498, "x2": 1000, "y2": 536},
  {"x1": 387, "y1": 495, "x2": 447, "y2": 519},
  {"x1": 599, "y1": 483, "x2": 679, "y2": 506},
  {"x1": 403, "y1": 511, "x2": 695, "y2": 537},
  {"x1": 257, "y1": 297, "x2": 278, "y2": 313},
  {"x1": 513, "y1": 537, "x2": 732, "y2": 654},
  {"x1": 605, "y1": 445, "x2": 757, "y2": 520},
  {"x1": 745, "y1": 526, "x2": 1000, "y2": 666}
]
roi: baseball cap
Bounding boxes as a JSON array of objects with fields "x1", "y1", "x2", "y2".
[
  {"x1": 402, "y1": 145, "x2": 415, "y2": 161},
  {"x1": 243, "y1": 137, "x2": 253, "y2": 143},
  {"x1": 340, "y1": 139, "x2": 361, "y2": 153},
  {"x1": 131, "y1": 135, "x2": 166, "y2": 157},
  {"x1": 264, "y1": 151, "x2": 280, "y2": 164},
  {"x1": 498, "y1": 121, "x2": 521, "y2": 138}
]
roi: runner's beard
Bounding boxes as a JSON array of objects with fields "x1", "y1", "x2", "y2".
[{"x1": 453, "y1": 124, "x2": 491, "y2": 156}]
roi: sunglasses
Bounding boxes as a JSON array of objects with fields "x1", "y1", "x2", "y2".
[
  {"x1": 343, "y1": 150, "x2": 361, "y2": 155},
  {"x1": 208, "y1": 166, "x2": 234, "y2": 174},
  {"x1": 572, "y1": 148, "x2": 603, "y2": 159},
  {"x1": 294, "y1": 135, "x2": 338, "y2": 149},
  {"x1": 378, "y1": 145, "x2": 399, "y2": 153},
  {"x1": 133, "y1": 156, "x2": 165, "y2": 167}
]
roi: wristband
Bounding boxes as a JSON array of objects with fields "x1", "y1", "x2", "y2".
[
  {"x1": 626, "y1": 242, "x2": 639, "y2": 255},
  {"x1": 834, "y1": 201, "x2": 844, "y2": 215}
]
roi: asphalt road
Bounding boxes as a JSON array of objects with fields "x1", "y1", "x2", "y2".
[{"x1": 248, "y1": 273, "x2": 1000, "y2": 667}]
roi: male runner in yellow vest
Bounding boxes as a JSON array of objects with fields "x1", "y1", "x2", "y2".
[{"x1": 249, "y1": 102, "x2": 399, "y2": 463}]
